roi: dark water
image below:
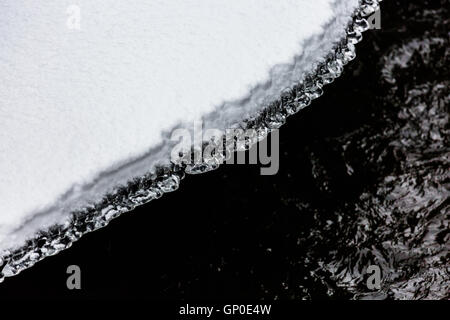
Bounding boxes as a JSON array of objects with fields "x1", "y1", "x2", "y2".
[{"x1": 0, "y1": 0, "x2": 448, "y2": 300}]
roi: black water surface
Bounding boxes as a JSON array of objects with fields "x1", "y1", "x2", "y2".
[{"x1": 0, "y1": 0, "x2": 448, "y2": 300}]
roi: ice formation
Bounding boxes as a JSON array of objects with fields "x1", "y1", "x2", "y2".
[{"x1": 0, "y1": 0, "x2": 362, "y2": 266}]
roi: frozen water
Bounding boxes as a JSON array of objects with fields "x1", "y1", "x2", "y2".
[{"x1": 0, "y1": 1, "x2": 359, "y2": 253}]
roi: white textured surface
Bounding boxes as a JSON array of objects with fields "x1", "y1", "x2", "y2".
[{"x1": 0, "y1": 0, "x2": 359, "y2": 251}]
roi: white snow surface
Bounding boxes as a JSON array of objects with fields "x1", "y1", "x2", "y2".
[{"x1": 0, "y1": 0, "x2": 359, "y2": 252}]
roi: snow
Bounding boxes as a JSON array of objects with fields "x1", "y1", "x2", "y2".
[{"x1": 0, "y1": 0, "x2": 359, "y2": 252}]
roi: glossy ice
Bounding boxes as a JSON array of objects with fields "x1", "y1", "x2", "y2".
[{"x1": 0, "y1": 1, "x2": 359, "y2": 260}]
